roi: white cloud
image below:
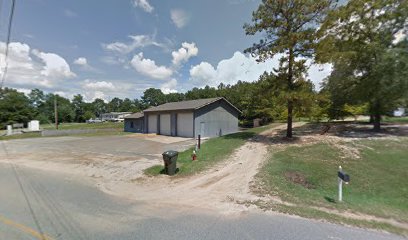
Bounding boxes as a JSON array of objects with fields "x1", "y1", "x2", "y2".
[
  {"x1": 189, "y1": 51, "x2": 332, "y2": 90},
  {"x1": 161, "y1": 79, "x2": 178, "y2": 94},
  {"x1": 54, "y1": 91, "x2": 74, "y2": 100},
  {"x1": 130, "y1": 52, "x2": 173, "y2": 80},
  {"x1": 102, "y1": 34, "x2": 165, "y2": 55},
  {"x1": 81, "y1": 80, "x2": 116, "y2": 102},
  {"x1": 82, "y1": 79, "x2": 116, "y2": 91},
  {"x1": 190, "y1": 51, "x2": 277, "y2": 87},
  {"x1": 170, "y1": 9, "x2": 190, "y2": 28},
  {"x1": 73, "y1": 57, "x2": 100, "y2": 72},
  {"x1": 32, "y1": 49, "x2": 76, "y2": 78},
  {"x1": 0, "y1": 41, "x2": 75, "y2": 89},
  {"x1": 190, "y1": 62, "x2": 217, "y2": 85},
  {"x1": 132, "y1": 0, "x2": 154, "y2": 13},
  {"x1": 16, "y1": 88, "x2": 31, "y2": 95},
  {"x1": 84, "y1": 90, "x2": 107, "y2": 102},
  {"x1": 73, "y1": 57, "x2": 88, "y2": 66},
  {"x1": 172, "y1": 42, "x2": 198, "y2": 66},
  {"x1": 64, "y1": 9, "x2": 77, "y2": 18}
]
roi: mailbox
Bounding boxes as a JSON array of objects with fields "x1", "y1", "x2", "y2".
[{"x1": 338, "y1": 171, "x2": 350, "y2": 183}]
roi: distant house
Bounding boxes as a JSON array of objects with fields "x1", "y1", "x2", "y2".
[
  {"x1": 100, "y1": 112, "x2": 132, "y2": 122},
  {"x1": 124, "y1": 97, "x2": 241, "y2": 138}
]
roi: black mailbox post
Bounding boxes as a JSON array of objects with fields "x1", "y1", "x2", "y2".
[
  {"x1": 338, "y1": 166, "x2": 350, "y2": 202},
  {"x1": 338, "y1": 171, "x2": 350, "y2": 183}
]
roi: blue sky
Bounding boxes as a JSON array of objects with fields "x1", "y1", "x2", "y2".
[{"x1": 0, "y1": 0, "x2": 332, "y2": 102}]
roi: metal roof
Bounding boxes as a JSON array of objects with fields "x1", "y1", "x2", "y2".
[
  {"x1": 143, "y1": 97, "x2": 241, "y2": 113},
  {"x1": 124, "y1": 112, "x2": 144, "y2": 119}
]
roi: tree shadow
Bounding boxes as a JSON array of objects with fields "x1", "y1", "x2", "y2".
[
  {"x1": 324, "y1": 196, "x2": 337, "y2": 204},
  {"x1": 221, "y1": 131, "x2": 257, "y2": 140},
  {"x1": 266, "y1": 121, "x2": 408, "y2": 143}
]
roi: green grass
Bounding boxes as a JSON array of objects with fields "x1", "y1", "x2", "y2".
[
  {"x1": 0, "y1": 132, "x2": 42, "y2": 141},
  {"x1": 247, "y1": 200, "x2": 407, "y2": 236},
  {"x1": 0, "y1": 123, "x2": 128, "y2": 141},
  {"x1": 41, "y1": 121, "x2": 124, "y2": 130},
  {"x1": 255, "y1": 137, "x2": 408, "y2": 226},
  {"x1": 382, "y1": 116, "x2": 408, "y2": 123},
  {"x1": 144, "y1": 123, "x2": 283, "y2": 177}
]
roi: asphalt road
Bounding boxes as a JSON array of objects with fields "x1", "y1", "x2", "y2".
[{"x1": 0, "y1": 163, "x2": 405, "y2": 240}]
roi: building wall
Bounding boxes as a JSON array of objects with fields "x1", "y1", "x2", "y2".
[
  {"x1": 194, "y1": 100, "x2": 239, "y2": 138},
  {"x1": 124, "y1": 118, "x2": 144, "y2": 133}
]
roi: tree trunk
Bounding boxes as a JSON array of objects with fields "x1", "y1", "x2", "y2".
[
  {"x1": 373, "y1": 113, "x2": 381, "y2": 131},
  {"x1": 287, "y1": 99, "x2": 293, "y2": 138},
  {"x1": 286, "y1": 48, "x2": 294, "y2": 138},
  {"x1": 369, "y1": 114, "x2": 374, "y2": 123}
]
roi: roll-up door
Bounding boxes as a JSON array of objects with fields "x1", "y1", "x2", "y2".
[
  {"x1": 176, "y1": 112, "x2": 194, "y2": 138},
  {"x1": 148, "y1": 114, "x2": 157, "y2": 133},
  {"x1": 160, "y1": 114, "x2": 171, "y2": 135}
]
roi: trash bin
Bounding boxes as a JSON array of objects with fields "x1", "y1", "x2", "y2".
[{"x1": 162, "y1": 150, "x2": 179, "y2": 175}]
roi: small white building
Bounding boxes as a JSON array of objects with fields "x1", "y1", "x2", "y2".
[
  {"x1": 101, "y1": 112, "x2": 132, "y2": 122},
  {"x1": 393, "y1": 108, "x2": 405, "y2": 117}
]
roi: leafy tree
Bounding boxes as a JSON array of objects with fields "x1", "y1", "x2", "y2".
[
  {"x1": 108, "y1": 97, "x2": 124, "y2": 112},
  {"x1": 42, "y1": 94, "x2": 75, "y2": 123},
  {"x1": 185, "y1": 86, "x2": 218, "y2": 100},
  {"x1": 83, "y1": 111, "x2": 96, "y2": 120},
  {"x1": 165, "y1": 93, "x2": 185, "y2": 103},
  {"x1": 0, "y1": 88, "x2": 35, "y2": 128},
  {"x1": 343, "y1": 103, "x2": 368, "y2": 121},
  {"x1": 244, "y1": 0, "x2": 336, "y2": 137},
  {"x1": 91, "y1": 98, "x2": 107, "y2": 118},
  {"x1": 141, "y1": 88, "x2": 166, "y2": 106},
  {"x1": 317, "y1": 0, "x2": 408, "y2": 130},
  {"x1": 119, "y1": 98, "x2": 133, "y2": 112},
  {"x1": 72, "y1": 94, "x2": 86, "y2": 122},
  {"x1": 28, "y1": 88, "x2": 45, "y2": 108}
]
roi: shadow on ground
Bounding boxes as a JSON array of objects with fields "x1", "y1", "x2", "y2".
[{"x1": 260, "y1": 121, "x2": 408, "y2": 145}]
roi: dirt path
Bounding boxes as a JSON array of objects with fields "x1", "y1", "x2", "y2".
[{"x1": 99, "y1": 123, "x2": 305, "y2": 213}]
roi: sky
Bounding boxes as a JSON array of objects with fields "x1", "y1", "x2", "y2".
[{"x1": 0, "y1": 0, "x2": 333, "y2": 102}]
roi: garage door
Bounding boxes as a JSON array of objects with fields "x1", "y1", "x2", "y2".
[
  {"x1": 160, "y1": 114, "x2": 171, "y2": 136},
  {"x1": 148, "y1": 114, "x2": 157, "y2": 133},
  {"x1": 177, "y1": 112, "x2": 194, "y2": 138}
]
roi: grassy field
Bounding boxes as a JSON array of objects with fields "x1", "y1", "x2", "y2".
[
  {"x1": 255, "y1": 136, "x2": 408, "y2": 234},
  {"x1": 382, "y1": 116, "x2": 408, "y2": 123},
  {"x1": 0, "y1": 122, "x2": 126, "y2": 141},
  {"x1": 0, "y1": 132, "x2": 42, "y2": 141},
  {"x1": 144, "y1": 123, "x2": 283, "y2": 177},
  {"x1": 41, "y1": 121, "x2": 124, "y2": 130}
]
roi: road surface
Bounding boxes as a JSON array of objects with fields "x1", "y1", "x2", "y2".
[{"x1": 0, "y1": 163, "x2": 404, "y2": 240}]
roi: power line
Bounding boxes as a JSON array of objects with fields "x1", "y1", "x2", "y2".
[{"x1": 0, "y1": 0, "x2": 16, "y2": 90}]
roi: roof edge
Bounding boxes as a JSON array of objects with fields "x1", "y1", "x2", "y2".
[{"x1": 195, "y1": 97, "x2": 241, "y2": 114}]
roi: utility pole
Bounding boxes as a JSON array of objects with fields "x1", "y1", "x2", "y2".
[{"x1": 54, "y1": 95, "x2": 58, "y2": 130}]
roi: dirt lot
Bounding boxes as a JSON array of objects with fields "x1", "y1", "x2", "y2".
[
  {"x1": 0, "y1": 134, "x2": 195, "y2": 181},
  {"x1": 2, "y1": 122, "x2": 406, "y2": 223}
]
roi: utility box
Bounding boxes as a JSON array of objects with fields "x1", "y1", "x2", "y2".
[
  {"x1": 162, "y1": 150, "x2": 179, "y2": 176},
  {"x1": 6, "y1": 125, "x2": 12, "y2": 136},
  {"x1": 28, "y1": 120, "x2": 40, "y2": 131}
]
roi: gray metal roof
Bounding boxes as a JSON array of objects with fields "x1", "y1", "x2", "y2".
[
  {"x1": 143, "y1": 97, "x2": 241, "y2": 113},
  {"x1": 124, "y1": 112, "x2": 144, "y2": 119}
]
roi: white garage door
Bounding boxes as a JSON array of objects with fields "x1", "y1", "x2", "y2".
[
  {"x1": 148, "y1": 114, "x2": 157, "y2": 133},
  {"x1": 177, "y1": 112, "x2": 194, "y2": 138},
  {"x1": 160, "y1": 114, "x2": 171, "y2": 136}
]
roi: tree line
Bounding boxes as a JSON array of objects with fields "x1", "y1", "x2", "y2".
[{"x1": 1, "y1": 69, "x2": 401, "y2": 129}]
